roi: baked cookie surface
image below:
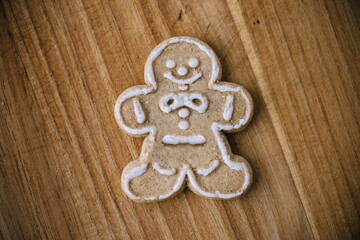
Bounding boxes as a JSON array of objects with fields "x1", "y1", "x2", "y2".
[{"x1": 115, "y1": 37, "x2": 253, "y2": 202}]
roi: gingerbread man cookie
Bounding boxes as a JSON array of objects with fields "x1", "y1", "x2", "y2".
[{"x1": 115, "y1": 37, "x2": 253, "y2": 202}]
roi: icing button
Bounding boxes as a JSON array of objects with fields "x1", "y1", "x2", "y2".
[
  {"x1": 179, "y1": 120, "x2": 190, "y2": 130},
  {"x1": 178, "y1": 108, "x2": 190, "y2": 118}
]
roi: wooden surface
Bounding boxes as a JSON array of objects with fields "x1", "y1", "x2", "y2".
[{"x1": 1, "y1": 0, "x2": 359, "y2": 239}]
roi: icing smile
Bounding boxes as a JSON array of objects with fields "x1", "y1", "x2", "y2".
[{"x1": 163, "y1": 71, "x2": 202, "y2": 85}]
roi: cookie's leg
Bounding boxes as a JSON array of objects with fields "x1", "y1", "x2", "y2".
[
  {"x1": 187, "y1": 155, "x2": 252, "y2": 199},
  {"x1": 121, "y1": 160, "x2": 187, "y2": 202}
]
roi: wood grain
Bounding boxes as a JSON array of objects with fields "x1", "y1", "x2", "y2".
[{"x1": 0, "y1": 0, "x2": 359, "y2": 239}]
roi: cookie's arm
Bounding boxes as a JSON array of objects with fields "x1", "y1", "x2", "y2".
[
  {"x1": 114, "y1": 86, "x2": 156, "y2": 138},
  {"x1": 212, "y1": 82, "x2": 253, "y2": 133}
]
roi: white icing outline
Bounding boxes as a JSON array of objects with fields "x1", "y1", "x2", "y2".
[
  {"x1": 223, "y1": 95, "x2": 234, "y2": 121},
  {"x1": 123, "y1": 163, "x2": 147, "y2": 200},
  {"x1": 162, "y1": 135, "x2": 205, "y2": 145},
  {"x1": 163, "y1": 71, "x2": 202, "y2": 85},
  {"x1": 159, "y1": 92, "x2": 208, "y2": 114},
  {"x1": 197, "y1": 160, "x2": 219, "y2": 176},
  {"x1": 133, "y1": 99, "x2": 146, "y2": 123},
  {"x1": 153, "y1": 163, "x2": 176, "y2": 176}
]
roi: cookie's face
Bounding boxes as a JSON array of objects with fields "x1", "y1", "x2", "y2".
[
  {"x1": 163, "y1": 56, "x2": 201, "y2": 86},
  {"x1": 152, "y1": 42, "x2": 214, "y2": 91}
]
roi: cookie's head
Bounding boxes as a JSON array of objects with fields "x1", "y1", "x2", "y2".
[{"x1": 145, "y1": 37, "x2": 222, "y2": 91}]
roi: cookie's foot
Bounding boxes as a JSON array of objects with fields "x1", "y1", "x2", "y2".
[
  {"x1": 121, "y1": 161, "x2": 186, "y2": 202},
  {"x1": 187, "y1": 156, "x2": 252, "y2": 199}
]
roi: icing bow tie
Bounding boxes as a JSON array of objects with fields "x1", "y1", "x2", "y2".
[{"x1": 159, "y1": 92, "x2": 208, "y2": 113}]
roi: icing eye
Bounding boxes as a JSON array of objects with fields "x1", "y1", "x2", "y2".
[
  {"x1": 188, "y1": 58, "x2": 199, "y2": 68},
  {"x1": 166, "y1": 60, "x2": 176, "y2": 69}
]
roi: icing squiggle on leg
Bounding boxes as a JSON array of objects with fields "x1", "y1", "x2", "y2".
[
  {"x1": 197, "y1": 160, "x2": 219, "y2": 176},
  {"x1": 153, "y1": 163, "x2": 176, "y2": 176}
]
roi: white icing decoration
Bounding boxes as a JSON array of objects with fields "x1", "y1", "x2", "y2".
[
  {"x1": 166, "y1": 59, "x2": 176, "y2": 69},
  {"x1": 153, "y1": 163, "x2": 176, "y2": 176},
  {"x1": 178, "y1": 85, "x2": 188, "y2": 90},
  {"x1": 178, "y1": 120, "x2": 190, "y2": 130},
  {"x1": 164, "y1": 71, "x2": 202, "y2": 85},
  {"x1": 162, "y1": 135, "x2": 205, "y2": 145},
  {"x1": 177, "y1": 66, "x2": 188, "y2": 76},
  {"x1": 188, "y1": 57, "x2": 199, "y2": 68},
  {"x1": 133, "y1": 99, "x2": 146, "y2": 123},
  {"x1": 223, "y1": 95, "x2": 234, "y2": 121},
  {"x1": 159, "y1": 92, "x2": 208, "y2": 114},
  {"x1": 197, "y1": 160, "x2": 219, "y2": 176},
  {"x1": 146, "y1": 37, "x2": 220, "y2": 90},
  {"x1": 114, "y1": 87, "x2": 157, "y2": 141},
  {"x1": 123, "y1": 164, "x2": 147, "y2": 200},
  {"x1": 178, "y1": 108, "x2": 190, "y2": 118}
]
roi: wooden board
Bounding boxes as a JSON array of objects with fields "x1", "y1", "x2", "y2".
[{"x1": 0, "y1": 0, "x2": 359, "y2": 239}]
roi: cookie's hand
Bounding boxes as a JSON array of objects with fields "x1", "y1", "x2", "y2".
[
  {"x1": 114, "y1": 85, "x2": 156, "y2": 137},
  {"x1": 211, "y1": 82, "x2": 253, "y2": 133}
]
